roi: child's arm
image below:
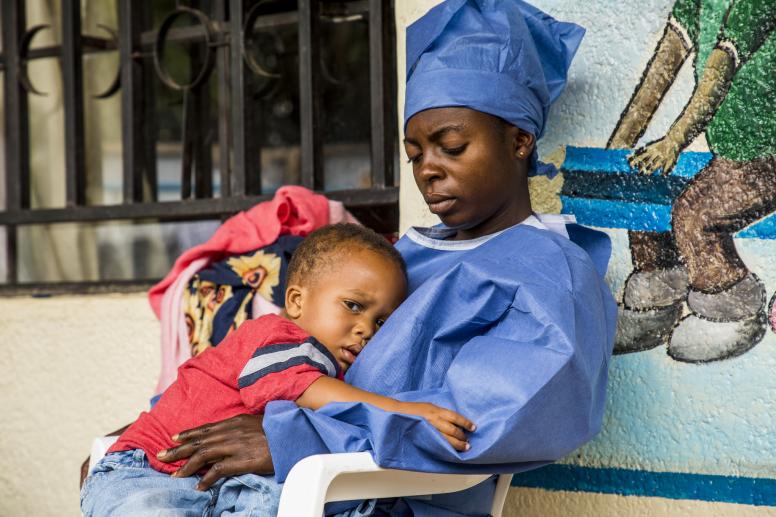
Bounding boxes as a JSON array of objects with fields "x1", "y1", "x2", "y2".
[{"x1": 296, "y1": 376, "x2": 476, "y2": 451}]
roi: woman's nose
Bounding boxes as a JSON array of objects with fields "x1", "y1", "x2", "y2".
[{"x1": 415, "y1": 155, "x2": 445, "y2": 186}]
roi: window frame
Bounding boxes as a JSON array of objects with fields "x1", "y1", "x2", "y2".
[{"x1": 0, "y1": 0, "x2": 399, "y2": 295}]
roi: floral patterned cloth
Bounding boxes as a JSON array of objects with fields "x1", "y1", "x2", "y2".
[{"x1": 184, "y1": 235, "x2": 303, "y2": 357}]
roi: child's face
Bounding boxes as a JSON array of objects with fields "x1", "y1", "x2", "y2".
[
  {"x1": 285, "y1": 248, "x2": 407, "y2": 372},
  {"x1": 404, "y1": 107, "x2": 534, "y2": 236}
]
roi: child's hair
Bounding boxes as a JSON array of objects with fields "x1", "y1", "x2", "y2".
[{"x1": 287, "y1": 223, "x2": 406, "y2": 286}]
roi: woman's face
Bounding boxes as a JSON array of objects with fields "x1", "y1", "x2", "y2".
[{"x1": 403, "y1": 107, "x2": 534, "y2": 239}]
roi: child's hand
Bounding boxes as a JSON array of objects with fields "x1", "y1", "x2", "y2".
[{"x1": 397, "y1": 402, "x2": 476, "y2": 451}]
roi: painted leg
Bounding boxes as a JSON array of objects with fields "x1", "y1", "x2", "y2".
[{"x1": 669, "y1": 156, "x2": 776, "y2": 362}]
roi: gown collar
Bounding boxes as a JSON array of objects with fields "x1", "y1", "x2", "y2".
[{"x1": 404, "y1": 213, "x2": 576, "y2": 251}]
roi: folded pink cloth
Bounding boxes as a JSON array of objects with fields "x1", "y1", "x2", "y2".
[{"x1": 150, "y1": 186, "x2": 359, "y2": 393}]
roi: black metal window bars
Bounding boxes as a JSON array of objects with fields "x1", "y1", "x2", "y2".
[{"x1": 0, "y1": 0, "x2": 398, "y2": 293}]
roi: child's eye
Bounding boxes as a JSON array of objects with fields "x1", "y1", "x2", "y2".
[
  {"x1": 375, "y1": 318, "x2": 386, "y2": 328},
  {"x1": 343, "y1": 300, "x2": 363, "y2": 313},
  {"x1": 442, "y1": 144, "x2": 467, "y2": 156}
]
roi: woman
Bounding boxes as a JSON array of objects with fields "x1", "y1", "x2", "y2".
[{"x1": 157, "y1": 1, "x2": 616, "y2": 515}]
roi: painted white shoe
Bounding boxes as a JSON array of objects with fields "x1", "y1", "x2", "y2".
[
  {"x1": 669, "y1": 274, "x2": 767, "y2": 363},
  {"x1": 668, "y1": 312, "x2": 767, "y2": 363},
  {"x1": 614, "y1": 267, "x2": 688, "y2": 354},
  {"x1": 615, "y1": 304, "x2": 683, "y2": 354}
]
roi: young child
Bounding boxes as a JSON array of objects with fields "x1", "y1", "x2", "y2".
[{"x1": 82, "y1": 224, "x2": 474, "y2": 516}]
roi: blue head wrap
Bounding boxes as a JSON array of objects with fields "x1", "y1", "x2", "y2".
[{"x1": 404, "y1": 0, "x2": 584, "y2": 177}]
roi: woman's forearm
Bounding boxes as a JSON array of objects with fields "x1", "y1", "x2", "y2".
[{"x1": 296, "y1": 376, "x2": 402, "y2": 412}]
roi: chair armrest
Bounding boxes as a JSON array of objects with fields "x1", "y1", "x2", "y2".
[
  {"x1": 277, "y1": 452, "x2": 491, "y2": 517},
  {"x1": 80, "y1": 423, "x2": 131, "y2": 489},
  {"x1": 88, "y1": 436, "x2": 120, "y2": 474}
]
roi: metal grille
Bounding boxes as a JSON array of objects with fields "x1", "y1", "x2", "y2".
[{"x1": 0, "y1": 0, "x2": 398, "y2": 293}]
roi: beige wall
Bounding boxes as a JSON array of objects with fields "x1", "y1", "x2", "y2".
[{"x1": 0, "y1": 294, "x2": 159, "y2": 516}]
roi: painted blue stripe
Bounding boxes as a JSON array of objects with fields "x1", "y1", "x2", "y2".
[
  {"x1": 511, "y1": 464, "x2": 776, "y2": 507},
  {"x1": 561, "y1": 197, "x2": 673, "y2": 232},
  {"x1": 561, "y1": 197, "x2": 776, "y2": 239},
  {"x1": 562, "y1": 146, "x2": 712, "y2": 178},
  {"x1": 561, "y1": 171, "x2": 689, "y2": 204}
]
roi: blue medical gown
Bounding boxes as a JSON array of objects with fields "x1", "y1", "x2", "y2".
[{"x1": 264, "y1": 222, "x2": 617, "y2": 513}]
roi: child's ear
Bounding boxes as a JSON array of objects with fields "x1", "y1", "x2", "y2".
[{"x1": 285, "y1": 285, "x2": 304, "y2": 319}]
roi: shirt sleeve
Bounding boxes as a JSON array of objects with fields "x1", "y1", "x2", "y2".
[
  {"x1": 669, "y1": 0, "x2": 700, "y2": 49},
  {"x1": 238, "y1": 338, "x2": 340, "y2": 413},
  {"x1": 719, "y1": 0, "x2": 776, "y2": 67}
]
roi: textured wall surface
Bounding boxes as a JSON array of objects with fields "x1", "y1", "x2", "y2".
[
  {"x1": 397, "y1": 0, "x2": 776, "y2": 514},
  {"x1": 0, "y1": 294, "x2": 159, "y2": 516}
]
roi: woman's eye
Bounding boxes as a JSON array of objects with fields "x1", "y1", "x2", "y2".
[
  {"x1": 406, "y1": 154, "x2": 422, "y2": 164},
  {"x1": 343, "y1": 300, "x2": 362, "y2": 313},
  {"x1": 442, "y1": 144, "x2": 467, "y2": 156}
]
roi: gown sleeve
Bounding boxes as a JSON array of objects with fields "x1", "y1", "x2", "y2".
[{"x1": 263, "y1": 227, "x2": 617, "y2": 482}]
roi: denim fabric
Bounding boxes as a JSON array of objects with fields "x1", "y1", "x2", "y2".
[{"x1": 81, "y1": 449, "x2": 283, "y2": 517}]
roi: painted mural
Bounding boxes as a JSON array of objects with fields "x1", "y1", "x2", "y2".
[
  {"x1": 505, "y1": 0, "x2": 776, "y2": 508},
  {"x1": 561, "y1": 0, "x2": 776, "y2": 363}
]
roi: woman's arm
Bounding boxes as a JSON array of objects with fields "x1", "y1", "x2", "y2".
[{"x1": 297, "y1": 376, "x2": 476, "y2": 451}]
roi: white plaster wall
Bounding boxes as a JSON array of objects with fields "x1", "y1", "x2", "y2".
[{"x1": 0, "y1": 294, "x2": 159, "y2": 516}]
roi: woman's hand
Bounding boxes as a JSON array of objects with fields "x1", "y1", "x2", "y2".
[
  {"x1": 397, "y1": 402, "x2": 476, "y2": 452},
  {"x1": 629, "y1": 133, "x2": 684, "y2": 176},
  {"x1": 156, "y1": 414, "x2": 273, "y2": 491}
]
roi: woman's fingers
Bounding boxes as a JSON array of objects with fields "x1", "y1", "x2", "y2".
[
  {"x1": 195, "y1": 457, "x2": 258, "y2": 491},
  {"x1": 157, "y1": 441, "x2": 201, "y2": 463},
  {"x1": 170, "y1": 445, "x2": 225, "y2": 477},
  {"x1": 171, "y1": 420, "x2": 222, "y2": 443}
]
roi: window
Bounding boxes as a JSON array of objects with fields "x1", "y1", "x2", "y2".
[{"x1": 0, "y1": 0, "x2": 398, "y2": 293}]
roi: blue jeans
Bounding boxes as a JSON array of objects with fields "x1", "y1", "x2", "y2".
[
  {"x1": 81, "y1": 449, "x2": 379, "y2": 517},
  {"x1": 81, "y1": 449, "x2": 284, "y2": 517}
]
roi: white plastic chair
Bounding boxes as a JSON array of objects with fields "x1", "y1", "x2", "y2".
[{"x1": 87, "y1": 437, "x2": 512, "y2": 516}]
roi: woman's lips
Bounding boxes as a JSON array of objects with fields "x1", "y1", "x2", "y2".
[{"x1": 425, "y1": 194, "x2": 456, "y2": 215}]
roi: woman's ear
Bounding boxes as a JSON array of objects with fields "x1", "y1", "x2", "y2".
[
  {"x1": 511, "y1": 127, "x2": 535, "y2": 160},
  {"x1": 285, "y1": 285, "x2": 304, "y2": 319}
]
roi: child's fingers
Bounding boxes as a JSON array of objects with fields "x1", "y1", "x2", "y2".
[
  {"x1": 438, "y1": 409, "x2": 476, "y2": 432},
  {"x1": 433, "y1": 420, "x2": 467, "y2": 441},
  {"x1": 444, "y1": 433, "x2": 470, "y2": 452}
]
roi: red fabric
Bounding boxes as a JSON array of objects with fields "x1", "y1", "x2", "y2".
[
  {"x1": 148, "y1": 186, "x2": 331, "y2": 318},
  {"x1": 109, "y1": 315, "x2": 336, "y2": 474}
]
